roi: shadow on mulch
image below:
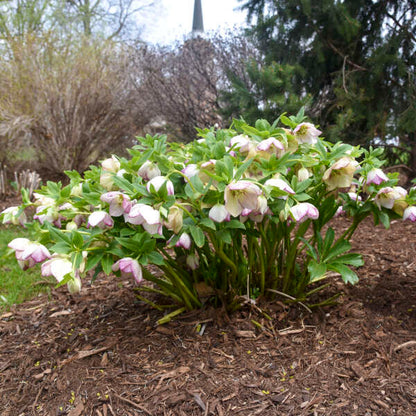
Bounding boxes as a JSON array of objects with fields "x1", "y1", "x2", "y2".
[{"x1": 1, "y1": 217, "x2": 416, "y2": 416}]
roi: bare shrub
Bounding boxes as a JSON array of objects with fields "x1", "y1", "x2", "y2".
[
  {"x1": 0, "y1": 35, "x2": 143, "y2": 176},
  {"x1": 130, "y1": 33, "x2": 259, "y2": 141}
]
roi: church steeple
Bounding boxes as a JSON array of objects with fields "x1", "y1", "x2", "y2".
[{"x1": 192, "y1": 0, "x2": 204, "y2": 35}]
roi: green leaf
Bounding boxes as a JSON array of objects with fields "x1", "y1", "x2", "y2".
[
  {"x1": 146, "y1": 251, "x2": 165, "y2": 265},
  {"x1": 234, "y1": 158, "x2": 254, "y2": 180},
  {"x1": 225, "y1": 219, "x2": 246, "y2": 230},
  {"x1": 323, "y1": 239, "x2": 351, "y2": 263},
  {"x1": 322, "y1": 228, "x2": 335, "y2": 258},
  {"x1": 190, "y1": 225, "x2": 205, "y2": 248},
  {"x1": 218, "y1": 229, "x2": 232, "y2": 245},
  {"x1": 280, "y1": 115, "x2": 297, "y2": 129},
  {"x1": 328, "y1": 263, "x2": 359, "y2": 285},
  {"x1": 308, "y1": 260, "x2": 327, "y2": 283},
  {"x1": 86, "y1": 253, "x2": 104, "y2": 271},
  {"x1": 46, "y1": 223, "x2": 71, "y2": 244},
  {"x1": 71, "y1": 252, "x2": 83, "y2": 269},
  {"x1": 199, "y1": 218, "x2": 216, "y2": 230},
  {"x1": 65, "y1": 170, "x2": 81, "y2": 181},
  {"x1": 333, "y1": 253, "x2": 364, "y2": 267},
  {"x1": 101, "y1": 254, "x2": 114, "y2": 275},
  {"x1": 50, "y1": 241, "x2": 71, "y2": 254},
  {"x1": 71, "y1": 231, "x2": 84, "y2": 249}
]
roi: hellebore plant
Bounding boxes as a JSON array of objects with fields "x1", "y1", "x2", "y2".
[{"x1": 2, "y1": 110, "x2": 416, "y2": 317}]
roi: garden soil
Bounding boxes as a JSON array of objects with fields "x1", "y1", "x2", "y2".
[{"x1": 1, "y1": 216, "x2": 416, "y2": 415}]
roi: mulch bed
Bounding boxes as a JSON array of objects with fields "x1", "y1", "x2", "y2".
[{"x1": 1, "y1": 217, "x2": 416, "y2": 415}]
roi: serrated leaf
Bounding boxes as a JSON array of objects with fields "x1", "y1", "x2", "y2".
[
  {"x1": 308, "y1": 260, "x2": 327, "y2": 283},
  {"x1": 50, "y1": 241, "x2": 71, "y2": 254},
  {"x1": 328, "y1": 263, "x2": 359, "y2": 285}
]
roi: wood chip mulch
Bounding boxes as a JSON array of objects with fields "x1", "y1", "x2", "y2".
[{"x1": 1, "y1": 217, "x2": 416, "y2": 415}]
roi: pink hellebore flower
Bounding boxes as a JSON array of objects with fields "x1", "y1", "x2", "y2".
[
  {"x1": 138, "y1": 161, "x2": 161, "y2": 181},
  {"x1": 87, "y1": 211, "x2": 114, "y2": 229},
  {"x1": 347, "y1": 192, "x2": 362, "y2": 202},
  {"x1": 176, "y1": 233, "x2": 192, "y2": 249},
  {"x1": 291, "y1": 203, "x2": 319, "y2": 223},
  {"x1": 41, "y1": 256, "x2": 73, "y2": 283},
  {"x1": 335, "y1": 206, "x2": 346, "y2": 217},
  {"x1": 33, "y1": 205, "x2": 61, "y2": 227},
  {"x1": 8, "y1": 238, "x2": 51, "y2": 269},
  {"x1": 293, "y1": 123, "x2": 322, "y2": 145},
  {"x1": 209, "y1": 204, "x2": 230, "y2": 223},
  {"x1": 403, "y1": 206, "x2": 416, "y2": 222},
  {"x1": 112, "y1": 258, "x2": 143, "y2": 284},
  {"x1": 256, "y1": 138, "x2": 285, "y2": 159},
  {"x1": 224, "y1": 180, "x2": 262, "y2": 217},
  {"x1": 146, "y1": 176, "x2": 174, "y2": 196},
  {"x1": 322, "y1": 157, "x2": 359, "y2": 191},
  {"x1": 125, "y1": 203, "x2": 162, "y2": 235},
  {"x1": 366, "y1": 168, "x2": 389, "y2": 186},
  {"x1": 100, "y1": 192, "x2": 132, "y2": 217}
]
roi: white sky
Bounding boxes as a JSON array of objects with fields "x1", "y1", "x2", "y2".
[{"x1": 141, "y1": 0, "x2": 248, "y2": 44}]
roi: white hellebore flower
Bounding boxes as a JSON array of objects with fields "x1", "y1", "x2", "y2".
[
  {"x1": 181, "y1": 164, "x2": 199, "y2": 179},
  {"x1": 265, "y1": 178, "x2": 295, "y2": 199},
  {"x1": 138, "y1": 161, "x2": 161, "y2": 181},
  {"x1": 230, "y1": 134, "x2": 252, "y2": 153},
  {"x1": 146, "y1": 176, "x2": 174, "y2": 195},
  {"x1": 33, "y1": 193, "x2": 55, "y2": 207},
  {"x1": 8, "y1": 238, "x2": 51, "y2": 269},
  {"x1": 403, "y1": 206, "x2": 416, "y2": 222},
  {"x1": 100, "y1": 192, "x2": 132, "y2": 217},
  {"x1": 224, "y1": 180, "x2": 262, "y2": 217},
  {"x1": 291, "y1": 203, "x2": 319, "y2": 223},
  {"x1": 322, "y1": 157, "x2": 359, "y2": 190},
  {"x1": 87, "y1": 211, "x2": 114, "y2": 229},
  {"x1": 101, "y1": 155, "x2": 120, "y2": 173},
  {"x1": 176, "y1": 233, "x2": 192, "y2": 250},
  {"x1": 374, "y1": 186, "x2": 407, "y2": 210},
  {"x1": 165, "y1": 206, "x2": 183, "y2": 234},
  {"x1": 41, "y1": 256, "x2": 73, "y2": 283},
  {"x1": 67, "y1": 275, "x2": 82, "y2": 294},
  {"x1": 186, "y1": 253, "x2": 199, "y2": 270},
  {"x1": 125, "y1": 203, "x2": 162, "y2": 235},
  {"x1": 297, "y1": 167, "x2": 311, "y2": 182},
  {"x1": 366, "y1": 168, "x2": 389, "y2": 186},
  {"x1": 209, "y1": 204, "x2": 230, "y2": 223},
  {"x1": 1, "y1": 206, "x2": 27, "y2": 226},
  {"x1": 112, "y1": 258, "x2": 143, "y2": 284},
  {"x1": 293, "y1": 122, "x2": 322, "y2": 145}
]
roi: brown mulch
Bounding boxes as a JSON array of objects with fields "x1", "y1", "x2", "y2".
[{"x1": 1, "y1": 217, "x2": 416, "y2": 416}]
